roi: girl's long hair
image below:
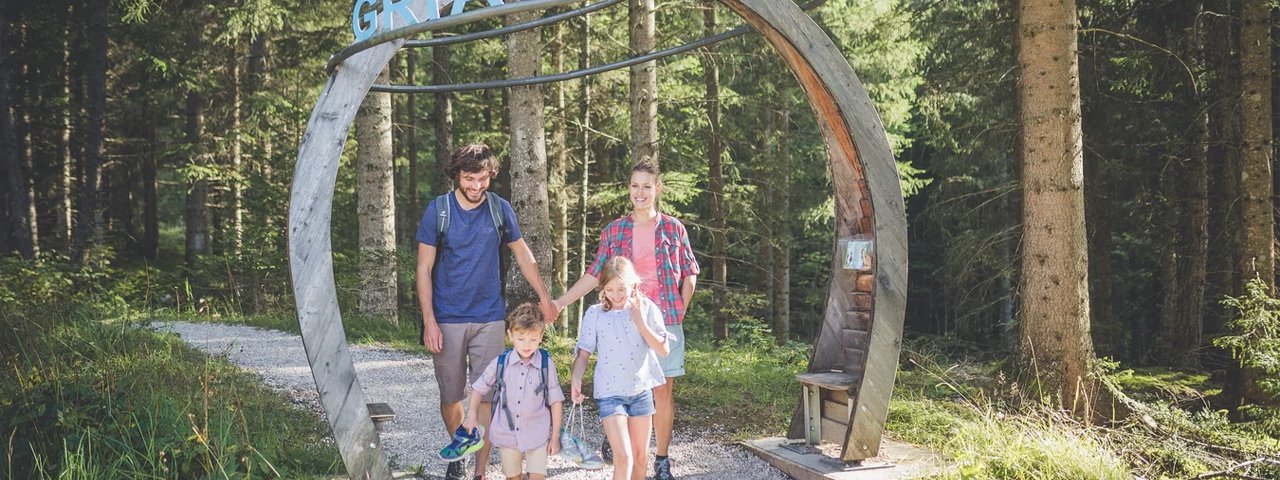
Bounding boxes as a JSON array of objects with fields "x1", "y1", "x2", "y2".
[{"x1": 599, "y1": 256, "x2": 643, "y2": 311}]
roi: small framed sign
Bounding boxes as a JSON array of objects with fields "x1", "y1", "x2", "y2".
[{"x1": 843, "y1": 236, "x2": 873, "y2": 271}]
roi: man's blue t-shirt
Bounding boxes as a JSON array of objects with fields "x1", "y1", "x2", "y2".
[{"x1": 415, "y1": 192, "x2": 523, "y2": 324}]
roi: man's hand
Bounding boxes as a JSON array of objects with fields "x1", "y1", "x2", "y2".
[
  {"x1": 539, "y1": 297, "x2": 558, "y2": 325},
  {"x1": 547, "y1": 437, "x2": 561, "y2": 456},
  {"x1": 422, "y1": 319, "x2": 443, "y2": 354}
]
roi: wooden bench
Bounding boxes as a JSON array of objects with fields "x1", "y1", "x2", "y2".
[
  {"x1": 367, "y1": 402, "x2": 396, "y2": 431},
  {"x1": 796, "y1": 372, "x2": 857, "y2": 445}
]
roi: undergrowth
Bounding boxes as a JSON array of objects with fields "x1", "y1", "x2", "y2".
[
  {"x1": 0, "y1": 297, "x2": 342, "y2": 479},
  {"x1": 890, "y1": 337, "x2": 1280, "y2": 479}
]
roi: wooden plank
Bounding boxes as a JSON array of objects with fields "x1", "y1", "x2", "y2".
[
  {"x1": 722, "y1": 0, "x2": 908, "y2": 462},
  {"x1": 821, "y1": 417, "x2": 849, "y2": 445},
  {"x1": 822, "y1": 399, "x2": 850, "y2": 422},
  {"x1": 367, "y1": 402, "x2": 396, "y2": 422},
  {"x1": 797, "y1": 372, "x2": 857, "y2": 390}
]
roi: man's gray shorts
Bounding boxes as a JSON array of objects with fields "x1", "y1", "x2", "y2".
[{"x1": 433, "y1": 321, "x2": 505, "y2": 405}]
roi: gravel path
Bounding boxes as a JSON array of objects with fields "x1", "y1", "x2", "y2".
[{"x1": 153, "y1": 321, "x2": 789, "y2": 480}]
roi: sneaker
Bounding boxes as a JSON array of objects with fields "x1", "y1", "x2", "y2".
[
  {"x1": 573, "y1": 439, "x2": 607, "y2": 470},
  {"x1": 559, "y1": 428, "x2": 607, "y2": 470},
  {"x1": 444, "y1": 458, "x2": 467, "y2": 480},
  {"x1": 439, "y1": 425, "x2": 485, "y2": 462},
  {"x1": 601, "y1": 439, "x2": 612, "y2": 464},
  {"x1": 654, "y1": 457, "x2": 675, "y2": 480},
  {"x1": 559, "y1": 428, "x2": 583, "y2": 462}
]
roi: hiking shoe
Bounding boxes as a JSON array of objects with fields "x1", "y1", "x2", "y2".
[
  {"x1": 444, "y1": 458, "x2": 467, "y2": 480},
  {"x1": 654, "y1": 457, "x2": 675, "y2": 480},
  {"x1": 439, "y1": 425, "x2": 485, "y2": 462},
  {"x1": 601, "y1": 438, "x2": 612, "y2": 464}
]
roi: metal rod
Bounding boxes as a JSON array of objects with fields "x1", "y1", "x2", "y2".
[
  {"x1": 372, "y1": 25, "x2": 746, "y2": 93},
  {"x1": 367, "y1": 0, "x2": 828, "y2": 94},
  {"x1": 404, "y1": 0, "x2": 622, "y2": 49},
  {"x1": 326, "y1": 0, "x2": 584, "y2": 75}
]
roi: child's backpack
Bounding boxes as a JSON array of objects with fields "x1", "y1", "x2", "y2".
[
  {"x1": 430, "y1": 191, "x2": 510, "y2": 248},
  {"x1": 490, "y1": 347, "x2": 551, "y2": 431}
]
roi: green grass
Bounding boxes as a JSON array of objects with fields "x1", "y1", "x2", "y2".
[
  {"x1": 887, "y1": 340, "x2": 1280, "y2": 480},
  {"x1": 1, "y1": 303, "x2": 344, "y2": 479}
]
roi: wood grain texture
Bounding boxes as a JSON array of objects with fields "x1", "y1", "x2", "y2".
[
  {"x1": 289, "y1": 2, "x2": 447, "y2": 478},
  {"x1": 720, "y1": 0, "x2": 907, "y2": 461}
]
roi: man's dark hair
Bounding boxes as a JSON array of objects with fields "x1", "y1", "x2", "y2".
[{"x1": 447, "y1": 143, "x2": 500, "y2": 181}]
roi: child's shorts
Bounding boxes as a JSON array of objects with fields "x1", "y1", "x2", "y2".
[
  {"x1": 499, "y1": 445, "x2": 548, "y2": 477},
  {"x1": 596, "y1": 390, "x2": 656, "y2": 419}
]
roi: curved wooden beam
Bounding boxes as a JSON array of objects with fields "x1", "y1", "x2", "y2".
[
  {"x1": 288, "y1": 1, "x2": 447, "y2": 478},
  {"x1": 718, "y1": 0, "x2": 908, "y2": 461}
]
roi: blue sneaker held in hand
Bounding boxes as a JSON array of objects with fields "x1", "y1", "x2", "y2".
[
  {"x1": 558, "y1": 427, "x2": 606, "y2": 470},
  {"x1": 439, "y1": 425, "x2": 485, "y2": 462}
]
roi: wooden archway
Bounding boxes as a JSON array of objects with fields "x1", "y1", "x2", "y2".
[{"x1": 288, "y1": 0, "x2": 906, "y2": 477}]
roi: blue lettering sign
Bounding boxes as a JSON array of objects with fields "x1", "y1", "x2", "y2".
[{"x1": 352, "y1": 0, "x2": 507, "y2": 40}]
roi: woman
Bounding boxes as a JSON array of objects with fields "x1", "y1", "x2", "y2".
[{"x1": 554, "y1": 160, "x2": 698, "y2": 480}]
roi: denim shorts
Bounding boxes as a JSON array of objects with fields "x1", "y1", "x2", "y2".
[{"x1": 596, "y1": 390, "x2": 656, "y2": 419}]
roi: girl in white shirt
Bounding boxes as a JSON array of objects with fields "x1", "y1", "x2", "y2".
[{"x1": 570, "y1": 256, "x2": 671, "y2": 480}]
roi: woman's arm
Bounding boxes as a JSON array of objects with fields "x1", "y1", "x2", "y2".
[{"x1": 554, "y1": 274, "x2": 600, "y2": 312}]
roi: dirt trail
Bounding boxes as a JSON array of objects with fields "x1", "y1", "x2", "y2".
[{"x1": 154, "y1": 321, "x2": 790, "y2": 480}]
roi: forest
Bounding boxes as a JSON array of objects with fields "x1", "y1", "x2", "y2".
[{"x1": 2, "y1": 0, "x2": 1280, "y2": 478}]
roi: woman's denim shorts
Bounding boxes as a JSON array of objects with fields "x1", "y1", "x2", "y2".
[{"x1": 596, "y1": 390, "x2": 656, "y2": 419}]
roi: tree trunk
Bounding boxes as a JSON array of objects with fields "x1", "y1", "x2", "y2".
[
  {"x1": 551, "y1": 17, "x2": 570, "y2": 330},
  {"x1": 629, "y1": 0, "x2": 657, "y2": 166},
  {"x1": 703, "y1": 0, "x2": 729, "y2": 342},
  {"x1": 0, "y1": 7, "x2": 34, "y2": 260},
  {"x1": 229, "y1": 43, "x2": 244, "y2": 257},
  {"x1": 15, "y1": 23, "x2": 38, "y2": 259},
  {"x1": 356, "y1": 67, "x2": 398, "y2": 320},
  {"x1": 143, "y1": 123, "x2": 158, "y2": 261},
  {"x1": 773, "y1": 174, "x2": 791, "y2": 346},
  {"x1": 1204, "y1": 0, "x2": 1241, "y2": 343},
  {"x1": 504, "y1": 5, "x2": 552, "y2": 309},
  {"x1": 60, "y1": 4, "x2": 75, "y2": 252},
  {"x1": 249, "y1": 35, "x2": 272, "y2": 185},
  {"x1": 1230, "y1": 0, "x2": 1275, "y2": 406},
  {"x1": 432, "y1": 38, "x2": 454, "y2": 195},
  {"x1": 1016, "y1": 0, "x2": 1099, "y2": 420},
  {"x1": 1156, "y1": 11, "x2": 1209, "y2": 368},
  {"x1": 406, "y1": 49, "x2": 419, "y2": 250},
  {"x1": 72, "y1": 0, "x2": 108, "y2": 267},
  {"x1": 184, "y1": 90, "x2": 209, "y2": 273},
  {"x1": 577, "y1": 11, "x2": 594, "y2": 325}
]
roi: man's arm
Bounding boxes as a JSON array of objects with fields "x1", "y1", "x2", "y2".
[
  {"x1": 416, "y1": 243, "x2": 443, "y2": 353},
  {"x1": 508, "y1": 238, "x2": 558, "y2": 322}
]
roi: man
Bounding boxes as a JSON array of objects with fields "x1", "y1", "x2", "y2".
[{"x1": 416, "y1": 143, "x2": 557, "y2": 480}]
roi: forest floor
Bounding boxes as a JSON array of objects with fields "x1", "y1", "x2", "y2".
[{"x1": 153, "y1": 320, "x2": 795, "y2": 480}]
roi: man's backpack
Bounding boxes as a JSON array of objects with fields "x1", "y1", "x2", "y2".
[
  {"x1": 431, "y1": 191, "x2": 510, "y2": 247},
  {"x1": 490, "y1": 348, "x2": 551, "y2": 431}
]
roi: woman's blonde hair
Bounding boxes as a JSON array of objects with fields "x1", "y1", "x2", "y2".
[{"x1": 598, "y1": 256, "x2": 642, "y2": 311}]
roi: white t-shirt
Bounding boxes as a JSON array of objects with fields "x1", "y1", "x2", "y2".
[{"x1": 576, "y1": 299, "x2": 669, "y2": 398}]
